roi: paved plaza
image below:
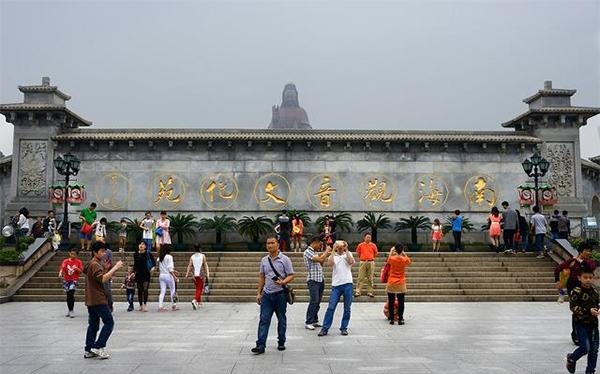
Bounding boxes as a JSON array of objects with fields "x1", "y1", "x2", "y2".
[{"x1": 0, "y1": 301, "x2": 581, "y2": 374}]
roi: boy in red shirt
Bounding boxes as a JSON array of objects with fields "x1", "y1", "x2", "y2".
[
  {"x1": 354, "y1": 233, "x2": 378, "y2": 298},
  {"x1": 58, "y1": 247, "x2": 83, "y2": 318}
]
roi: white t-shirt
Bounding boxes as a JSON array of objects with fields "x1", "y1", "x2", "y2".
[
  {"x1": 142, "y1": 218, "x2": 154, "y2": 239},
  {"x1": 191, "y1": 253, "x2": 204, "y2": 277},
  {"x1": 95, "y1": 223, "x2": 106, "y2": 238},
  {"x1": 17, "y1": 214, "x2": 30, "y2": 230},
  {"x1": 530, "y1": 213, "x2": 547, "y2": 235},
  {"x1": 331, "y1": 252, "x2": 354, "y2": 287},
  {"x1": 159, "y1": 254, "x2": 174, "y2": 275}
]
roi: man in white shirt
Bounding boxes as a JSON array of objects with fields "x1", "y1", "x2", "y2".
[{"x1": 318, "y1": 240, "x2": 355, "y2": 337}]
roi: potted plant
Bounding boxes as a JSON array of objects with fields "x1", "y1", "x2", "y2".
[
  {"x1": 356, "y1": 212, "x2": 392, "y2": 244},
  {"x1": 238, "y1": 215, "x2": 274, "y2": 251},
  {"x1": 395, "y1": 215, "x2": 432, "y2": 251},
  {"x1": 168, "y1": 213, "x2": 199, "y2": 251},
  {"x1": 199, "y1": 214, "x2": 238, "y2": 251}
]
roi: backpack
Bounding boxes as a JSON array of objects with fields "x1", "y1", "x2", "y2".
[{"x1": 558, "y1": 216, "x2": 569, "y2": 232}]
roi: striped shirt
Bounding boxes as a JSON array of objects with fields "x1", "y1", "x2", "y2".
[{"x1": 303, "y1": 246, "x2": 323, "y2": 282}]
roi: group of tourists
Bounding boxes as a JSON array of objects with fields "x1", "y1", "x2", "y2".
[
  {"x1": 251, "y1": 231, "x2": 411, "y2": 355},
  {"x1": 274, "y1": 210, "x2": 337, "y2": 252}
]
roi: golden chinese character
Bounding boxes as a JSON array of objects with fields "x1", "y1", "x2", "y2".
[
  {"x1": 418, "y1": 178, "x2": 443, "y2": 206},
  {"x1": 314, "y1": 176, "x2": 336, "y2": 208},
  {"x1": 364, "y1": 178, "x2": 393, "y2": 203},
  {"x1": 470, "y1": 177, "x2": 496, "y2": 207},
  {"x1": 154, "y1": 177, "x2": 182, "y2": 204},
  {"x1": 262, "y1": 181, "x2": 286, "y2": 204},
  {"x1": 206, "y1": 180, "x2": 235, "y2": 202}
]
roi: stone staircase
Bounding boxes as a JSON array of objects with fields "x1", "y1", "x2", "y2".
[{"x1": 11, "y1": 250, "x2": 557, "y2": 303}]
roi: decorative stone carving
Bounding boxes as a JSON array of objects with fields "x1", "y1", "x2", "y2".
[
  {"x1": 18, "y1": 140, "x2": 47, "y2": 197},
  {"x1": 546, "y1": 143, "x2": 574, "y2": 197}
]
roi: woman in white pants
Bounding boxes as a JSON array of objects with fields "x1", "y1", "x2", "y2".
[{"x1": 157, "y1": 245, "x2": 179, "y2": 311}]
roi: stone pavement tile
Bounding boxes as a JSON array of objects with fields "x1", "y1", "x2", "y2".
[
  {"x1": 329, "y1": 362, "x2": 432, "y2": 374},
  {"x1": 31, "y1": 363, "x2": 139, "y2": 374},
  {"x1": 1, "y1": 364, "x2": 46, "y2": 374},
  {"x1": 131, "y1": 364, "x2": 235, "y2": 374},
  {"x1": 231, "y1": 363, "x2": 331, "y2": 374}
]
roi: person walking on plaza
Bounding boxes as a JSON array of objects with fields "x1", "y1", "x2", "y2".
[
  {"x1": 101, "y1": 245, "x2": 114, "y2": 312},
  {"x1": 157, "y1": 245, "x2": 178, "y2": 311},
  {"x1": 303, "y1": 236, "x2": 331, "y2": 330},
  {"x1": 549, "y1": 209, "x2": 561, "y2": 240},
  {"x1": 133, "y1": 241, "x2": 154, "y2": 312},
  {"x1": 385, "y1": 243, "x2": 412, "y2": 325},
  {"x1": 451, "y1": 210, "x2": 463, "y2": 252},
  {"x1": 354, "y1": 233, "x2": 378, "y2": 298},
  {"x1": 155, "y1": 211, "x2": 171, "y2": 252},
  {"x1": 121, "y1": 265, "x2": 136, "y2": 312},
  {"x1": 58, "y1": 247, "x2": 83, "y2": 318},
  {"x1": 79, "y1": 203, "x2": 97, "y2": 252},
  {"x1": 530, "y1": 206, "x2": 548, "y2": 259},
  {"x1": 488, "y1": 207, "x2": 502, "y2": 253},
  {"x1": 185, "y1": 244, "x2": 209, "y2": 310},
  {"x1": 291, "y1": 214, "x2": 304, "y2": 252},
  {"x1": 501, "y1": 201, "x2": 519, "y2": 254},
  {"x1": 140, "y1": 211, "x2": 154, "y2": 253},
  {"x1": 559, "y1": 210, "x2": 571, "y2": 239},
  {"x1": 565, "y1": 262, "x2": 599, "y2": 374},
  {"x1": 83, "y1": 241, "x2": 123, "y2": 359},
  {"x1": 251, "y1": 235, "x2": 294, "y2": 354},
  {"x1": 556, "y1": 240, "x2": 597, "y2": 346},
  {"x1": 431, "y1": 218, "x2": 442, "y2": 252},
  {"x1": 277, "y1": 210, "x2": 291, "y2": 251},
  {"x1": 318, "y1": 240, "x2": 355, "y2": 337}
]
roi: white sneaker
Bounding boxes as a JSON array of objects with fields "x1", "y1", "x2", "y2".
[
  {"x1": 191, "y1": 300, "x2": 198, "y2": 310},
  {"x1": 536, "y1": 254, "x2": 545, "y2": 259},
  {"x1": 305, "y1": 324, "x2": 316, "y2": 330},
  {"x1": 90, "y1": 347, "x2": 110, "y2": 359}
]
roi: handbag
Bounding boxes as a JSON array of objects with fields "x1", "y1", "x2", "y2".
[
  {"x1": 380, "y1": 263, "x2": 391, "y2": 283},
  {"x1": 203, "y1": 276, "x2": 211, "y2": 295},
  {"x1": 155, "y1": 227, "x2": 163, "y2": 237},
  {"x1": 267, "y1": 257, "x2": 295, "y2": 305},
  {"x1": 81, "y1": 222, "x2": 93, "y2": 235}
]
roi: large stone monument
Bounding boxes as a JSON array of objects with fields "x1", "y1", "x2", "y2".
[{"x1": 0, "y1": 79, "x2": 598, "y2": 243}]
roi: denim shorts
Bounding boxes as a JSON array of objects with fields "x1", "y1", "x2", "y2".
[{"x1": 79, "y1": 232, "x2": 92, "y2": 240}]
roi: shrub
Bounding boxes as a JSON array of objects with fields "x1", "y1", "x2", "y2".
[{"x1": 0, "y1": 249, "x2": 22, "y2": 263}]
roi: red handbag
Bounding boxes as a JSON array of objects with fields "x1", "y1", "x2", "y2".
[
  {"x1": 380, "y1": 263, "x2": 391, "y2": 283},
  {"x1": 81, "y1": 222, "x2": 93, "y2": 235}
]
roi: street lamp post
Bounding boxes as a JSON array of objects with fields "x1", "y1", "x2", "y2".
[
  {"x1": 53, "y1": 153, "x2": 80, "y2": 250},
  {"x1": 521, "y1": 152, "x2": 550, "y2": 209}
]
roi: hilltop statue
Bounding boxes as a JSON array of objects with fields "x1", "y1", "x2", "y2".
[{"x1": 268, "y1": 83, "x2": 312, "y2": 130}]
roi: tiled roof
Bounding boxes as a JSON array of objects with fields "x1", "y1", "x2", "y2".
[
  {"x1": 502, "y1": 106, "x2": 600, "y2": 128},
  {"x1": 18, "y1": 84, "x2": 71, "y2": 100},
  {"x1": 522, "y1": 88, "x2": 576, "y2": 104},
  {"x1": 0, "y1": 103, "x2": 92, "y2": 126},
  {"x1": 52, "y1": 129, "x2": 542, "y2": 143},
  {"x1": 582, "y1": 159, "x2": 600, "y2": 171}
]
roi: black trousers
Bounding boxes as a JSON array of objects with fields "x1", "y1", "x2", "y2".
[
  {"x1": 387, "y1": 293, "x2": 405, "y2": 321},
  {"x1": 503, "y1": 229, "x2": 515, "y2": 251},
  {"x1": 137, "y1": 280, "x2": 149, "y2": 305},
  {"x1": 66, "y1": 289, "x2": 75, "y2": 311},
  {"x1": 452, "y1": 231, "x2": 462, "y2": 251}
]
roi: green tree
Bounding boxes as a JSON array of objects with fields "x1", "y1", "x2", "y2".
[
  {"x1": 315, "y1": 212, "x2": 354, "y2": 233},
  {"x1": 395, "y1": 216, "x2": 432, "y2": 245},
  {"x1": 356, "y1": 212, "x2": 392, "y2": 244},
  {"x1": 168, "y1": 213, "x2": 199, "y2": 244},
  {"x1": 199, "y1": 215, "x2": 238, "y2": 244},
  {"x1": 238, "y1": 216, "x2": 274, "y2": 244}
]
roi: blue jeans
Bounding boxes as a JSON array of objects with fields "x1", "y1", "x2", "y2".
[
  {"x1": 570, "y1": 322, "x2": 599, "y2": 373},
  {"x1": 126, "y1": 288, "x2": 135, "y2": 309},
  {"x1": 256, "y1": 291, "x2": 287, "y2": 348},
  {"x1": 535, "y1": 234, "x2": 545, "y2": 253},
  {"x1": 85, "y1": 304, "x2": 114, "y2": 351},
  {"x1": 305, "y1": 280, "x2": 324, "y2": 325},
  {"x1": 322, "y1": 283, "x2": 353, "y2": 332},
  {"x1": 452, "y1": 231, "x2": 462, "y2": 251}
]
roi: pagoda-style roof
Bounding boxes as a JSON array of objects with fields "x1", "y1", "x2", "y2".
[
  {"x1": 501, "y1": 106, "x2": 600, "y2": 128},
  {"x1": 52, "y1": 128, "x2": 542, "y2": 144},
  {"x1": 18, "y1": 83, "x2": 71, "y2": 101},
  {"x1": 0, "y1": 103, "x2": 92, "y2": 127},
  {"x1": 522, "y1": 88, "x2": 576, "y2": 104}
]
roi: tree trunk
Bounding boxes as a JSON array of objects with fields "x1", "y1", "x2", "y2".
[
  {"x1": 372, "y1": 228, "x2": 378, "y2": 244},
  {"x1": 411, "y1": 228, "x2": 417, "y2": 245},
  {"x1": 216, "y1": 231, "x2": 222, "y2": 244}
]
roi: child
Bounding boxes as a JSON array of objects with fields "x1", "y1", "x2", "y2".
[
  {"x1": 558, "y1": 267, "x2": 570, "y2": 303},
  {"x1": 566, "y1": 263, "x2": 599, "y2": 374},
  {"x1": 431, "y1": 218, "x2": 442, "y2": 252},
  {"x1": 94, "y1": 217, "x2": 108, "y2": 243},
  {"x1": 185, "y1": 245, "x2": 210, "y2": 310},
  {"x1": 118, "y1": 219, "x2": 128, "y2": 251},
  {"x1": 121, "y1": 265, "x2": 136, "y2": 312},
  {"x1": 58, "y1": 247, "x2": 83, "y2": 318}
]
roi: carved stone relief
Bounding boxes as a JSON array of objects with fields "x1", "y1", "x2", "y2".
[
  {"x1": 546, "y1": 143, "x2": 574, "y2": 197},
  {"x1": 18, "y1": 140, "x2": 47, "y2": 197}
]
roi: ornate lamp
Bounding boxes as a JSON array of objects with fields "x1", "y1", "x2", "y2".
[
  {"x1": 521, "y1": 159, "x2": 533, "y2": 176},
  {"x1": 52, "y1": 153, "x2": 81, "y2": 250},
  {"x1": 53, "y1": 156, "x2": 66, "y2": 174},
  {"x1": 521, "y1": 152, "x2": 551, "y2": 209},
  {"x1": 539, "y1": 159, "x2": 550, "y2": 175}
]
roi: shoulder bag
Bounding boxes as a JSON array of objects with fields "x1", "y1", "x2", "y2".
[{"x1": 267, "y1": 257, "x2": 295, "y2": 305}]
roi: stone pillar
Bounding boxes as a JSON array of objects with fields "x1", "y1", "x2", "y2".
[{"x1": 0, "y1": 77, "x2": 92, "y2": 219}]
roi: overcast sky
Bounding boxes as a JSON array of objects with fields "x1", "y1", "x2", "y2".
[{"x1": 1, "y1": 0, "x2": 598, "y2": 158}]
